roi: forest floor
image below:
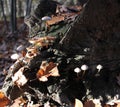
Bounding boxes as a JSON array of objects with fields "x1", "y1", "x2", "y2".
[{"x1": 0, "y1": 21, "x2": 29, "y2": 88}]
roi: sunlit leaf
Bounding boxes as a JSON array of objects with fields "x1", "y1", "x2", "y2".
[
  {"x1": 39, "y1": 76, "x2": 48, "y2": 82},
  {"x1": 36, "y1": 68, "x2": 44, "y2": 78},
  {"x1": 36, "y1": 61, "x2": 60, "y2": 82},
  {"x1": 29, "y1": 36, "x2": 56, "y2": 47},
  {"x1": 25, "y1": 47, "x2": 38, "y2": 58},
  {"x1": 12, "y1": 67, "x2": 28, "y2": 87},
  {"x1": 75, "y1": 99, "x2": 83, "y2": 107},
  {"x1": 10, "y1": 97, "x2": 27, "y2": 107},
  {"x1": 0, "y1": 91, "x2": 10, "y2": 107},
  {"x1": 46, "y1": 15, "x2": 65, "y2": 26}
]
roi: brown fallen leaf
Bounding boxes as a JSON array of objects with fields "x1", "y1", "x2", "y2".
[
  {"x1": 104, "y1": 104, "x2": 110, "y2": 107},
  {"x1": 116, "y1": 102, "x2": 120, "y2": 107},
  {"x1": 12, "y1": 66, "x2": 28, "y2": 87},
  {"x1": 29, "y1": 36, "x2": 56, "y2": 48},
  {"x1": 36, "y1": 61, "x2": 60, "y2": 82},
  {"x1": 36, "y1": 68, "x2": 44, "y2": 78},
  {"x1": 75, "y1": 99, "x2": 83, "y2": 107},
  {"x1": 84, "y1": 99, "x2": 102, "y2": 107},
  {"x1": 46, "y1": 15, "x2": 65, "y2": 26},
  {"x1": 21, "y1": 50, "x2": 26, "y2": 57},
  {"x1": 26, "y1": 46, "x2": 38, "y2": 59},
  {"x1": 10, "y1": 97, "x2": 27, "y2": 107},
  {"x1": 0, "y1": 91, "x2": 10, "y2": 107}
]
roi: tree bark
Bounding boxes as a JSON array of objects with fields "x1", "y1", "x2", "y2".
[
  {"x1": 17, "y1": 0, "x2": 22, "y2": 17},
  {"x1": 10, "y1": 0, "x2": 17, "y2": 33},
  {"x1": 25, "y1": 0, "x2": 32, "y2": 16},
  {"x1": 0, "y1": 0, "x2": 8, "y2": 30}
]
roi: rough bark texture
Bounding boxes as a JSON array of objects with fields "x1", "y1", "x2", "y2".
[
  {"x1": 61, "y1": 0, "x2": 120, "y2": 68},
  {"x1": 59, "y1": 0, "x2": 120, "y2": 102}
]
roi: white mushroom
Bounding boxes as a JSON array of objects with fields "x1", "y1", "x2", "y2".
[
  {"x1": 74, "y1": 67, "x2": 81, "y2": 77},
  {"x1": 41, "y1": 16, "x2": 52, "y2": 32},
  {"x1": 16, "y1": 45, "x2": 25, "y2": 52},
  {"x1": 96, "y1": 64, "x2": 103, "y2": 72},
  {"x1": 41, "y1": 16, "x2": 52, "y2": 21},
  {"x1": 74, "y1": 67, "x2": 81, "y2": 73},
  {"x1": 81, "y1": 64, "x2": 88, "y2": 77},
  {"x1": 10, "y1": 53, "x2": 20, "y2": 60},
  {"x1": 81, "y1": 64, "x2": 88, "y2": 71}
]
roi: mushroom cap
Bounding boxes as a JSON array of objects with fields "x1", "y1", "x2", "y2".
[
  {"x1": 16, "y1": 45, "x2": 25, "y2": 52},
  {"x1": 74, "y1": 67, "x2": 81, "y2": 73},
  {"x1": 81, "y1": 64, "x2": 88, "y2": 71},
  {"x1": 10, "y1": 53, "x2": 20, "y2": 60},
  {"x1": 41, "y1": 16, "x2": 52, "y2": 21},
  {"x1": 96, "y1": 64, "x2": 103, "y2": 70}
]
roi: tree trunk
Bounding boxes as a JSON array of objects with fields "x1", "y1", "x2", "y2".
[
  {"x1": 17, "y1": 0, "x2": 22, "y2": 17},
  {"x1": 0, "y1": 0, "x2": 8, "y2": 30},
  {"x1": 10, "y1": 0, "x2": 17, "y2": 33},
  {"x1": 25, "y1": 0, "x2": 32, "y2": 16}
]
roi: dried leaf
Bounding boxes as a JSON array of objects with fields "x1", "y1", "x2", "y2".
[
  {"x1": 105, "y1": 99, "x2": 120, "y2": 107},
  {"x1": 84, "y1": 99, "x2": 102, "y2": 107},
  {"x1": 106, "y1": 101, "x2": 115, "y2": 106},
  {"x1": 116, "y1": 102, "x2": 120, "y2": 107},
  {"x1": 26, "y1": 47, "x2": 38, "y2": 58},
  {"x1": 84, "y1": 100, "x2": 95, "y2": 107},
  {"x1": 104, "y1": 104, "x2": 117, "y2": 107},
  {"x1": 10, "y1": 97, "x2": 27, "y2": 107},
  {"x1": 36, "y1": 68, "x2": 44, "y2": 78},
  {"x1": 19, "y1": 97, "x2": 27, "y2": 104},
  {"x1": 12, "y1": 67, "x2": 28, "y2": 87},
  {"x1": 44, "y1": 101, "x2": 50, "y2": 107},
  {"x1": 45, "y1": 62, "x2": 57, "y2": 73},
  {"x1": 104, "y1": 104, "x2": 110, "y2": 107},
  {"x1": 29, "y1": 36, "x2": 56, "y2": 47},
  {"x1": 0, "y1": 91, "x2": 10, "y2": 107},
  {"x1": 9, "y1": 58, "x2": 26, "y2": 74},
  {"x1": 49, "y1": 66, "x2": 60, "y2": 77},
  {"x1": 75, "y1": 99, "x2": 83, "y2": 107},
  {"x1": 46, "y1": 15, "x2": 65, "y2": 26},
  {"x1": 21, "y1": 50, "x2": 26, "y2": 57},
  {"x1": 56, "y1": 5, "x2": 82, "y2": 14},
  {"x1": 39, "y1": 76, "x2": 48, "y2": 82},
  {"x1": 36, "y1": 61, "x2": 60, "y2": 82}
]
